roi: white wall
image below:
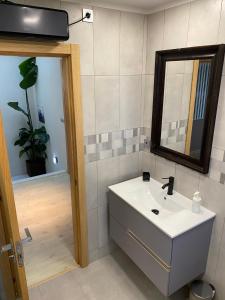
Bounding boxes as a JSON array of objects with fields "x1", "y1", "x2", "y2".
[
  {"x1": 0, "y1": 56, "x2": 67, "y2": 177},
  {"x1": 35, "y1": 57, "x2": 67, "y2": 173},
  {"x1": 0, "y1": 56, "x2": 30, "y2": 177}
]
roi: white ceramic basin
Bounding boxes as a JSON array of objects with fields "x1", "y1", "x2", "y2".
[{"x1": 108, "y1": 177, "x2": 216, "y2": 238}]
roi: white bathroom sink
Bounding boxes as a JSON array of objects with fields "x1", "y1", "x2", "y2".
[{"x1": 108, "y1": 177, "x2": 216, "y2": 238}]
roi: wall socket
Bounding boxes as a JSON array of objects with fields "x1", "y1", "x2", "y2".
[{"x1": 83, "y1": 9, "x2": 93, "y2": 23}]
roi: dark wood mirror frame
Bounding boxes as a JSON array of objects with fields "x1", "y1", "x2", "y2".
[{"x1": 151, "y1": 44, "x2": 225, "y2": 174}]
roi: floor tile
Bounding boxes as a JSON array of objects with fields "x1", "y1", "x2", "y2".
[{"x1": 29, "y1": 249, "x2": 188, "y2": 300}]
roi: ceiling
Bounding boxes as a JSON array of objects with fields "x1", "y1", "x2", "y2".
[{"x1": 71, "y1": 0, "x2": 191, "y2": 14}]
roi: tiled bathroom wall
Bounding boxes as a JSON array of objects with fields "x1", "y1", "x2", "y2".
[
  {"x1": 142, "y1": 1, "x2": 225, "y2": 299},
  {"x1": 15, "y1": 0, "x2": 146, "y2": 261},
  {"x1": 13, "y1": 0, "x2": 225, "y2": 298},
  {"x1": 26, "y1": 2, "x2": 143, "y2": 262}
]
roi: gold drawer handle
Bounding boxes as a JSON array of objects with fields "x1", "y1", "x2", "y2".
[{"x1": 127, "y1": 229, "x2": 171, "y2": 272}]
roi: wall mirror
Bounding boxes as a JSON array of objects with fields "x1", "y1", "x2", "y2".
[{"x1": 151, "y1": 45, "x2": 225, "y2": 173}]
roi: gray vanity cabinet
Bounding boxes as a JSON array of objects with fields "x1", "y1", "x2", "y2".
[{"x1": 109, "y1": 191, "x2": 214, "y2": 296}]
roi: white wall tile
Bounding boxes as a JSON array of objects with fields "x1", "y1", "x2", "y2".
[
  {"x1": 98, "y1": 205, "x2": 109, "y2": 248},
  {"x1": 218, "y1": 0, "x2": 225, "y2": 43},
  {"x1": 142, "y1": 16, "x2": 148, "y2": 75},
  {"x1": 95, "y1": 76, "x2": 119, "y2": 133},
  {"x1": 199, "y1": 176, "x2": 225, "y2": 285},
  {"x1": 187, "y1": 0, "x2": 222, "y2": 46},
  {"x1": 146, "y1": 11, "x2": 164, "y2": 75},
  {"x1": 120, "y1": 75, "x2": 142, "y2": 129},
  {"x1": 120, "y1": 12, "x2": 144, "y2": 75},
  {"x1": 24, "y1": 0, "x2": 60, "y2": 8},
  {"x1": 180, "y1": 73, "x2": 192, "y2": 120},
  {"x1": 97, "y1": 156, "x2": 120, "y2": 208},
  {"x1": 199, "y1": 176, "x2": 225, "y2": 233},
  {"x1": 213, "y1": 76, "x2": 225, "y2": 149},
  {"x1": 119, "y1": 152, "x2": 140, "y2": 182},
  {"x1": 97, "y1": 241, "x2": 117, "y2": 260},
  {"x1": 163, "y1": 74, "x2": 184, "y2": 123},
  {"x1": 166, "y1": 60, "x2": 185, "y2": 75},
  {"x1": 140, "y1": 152, "x2": 156, "y2": 177},
  {"x1": 154, "y1": 156, "x2": 175, "y2": 184},
  {"x1": 175, "y1": 164, "x2": 200, "y2": 199},
  {"x1": 61, "y1": 2, "x2": 94, "y2": 75},
  {"x1": 81, "y1": 76, "x2": 95, "y2": 136},
  {"x1": 143, "y1": 75, "x2": 154, "y2": 128},
  {"x1": 214, "y1": 220, "x2": 225, "y2": 300},
  {"x1": 85, "y1": 162, "x2": 98, "y2": 210},
  {"x1": 163, "y1": 3, "x2": 190, "y2": 49},
  {"x1": 87, "y1": 208, "x2": 98, "y2": 253},
  {"x1": 93, "y1": 7, "x2": 120, "y2": 75}
]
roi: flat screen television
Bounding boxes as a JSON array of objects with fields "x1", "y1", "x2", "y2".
[{"x1": 0, "y1": 3, "x2": 69, "y2": 41}]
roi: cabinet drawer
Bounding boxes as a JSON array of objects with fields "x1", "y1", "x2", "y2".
[
  {"x1": 110, "y1": 216, "x2": 170, "y2": 296},
  {"x1": 109, "y1": 191, "x2": 172, "y2": 266}
]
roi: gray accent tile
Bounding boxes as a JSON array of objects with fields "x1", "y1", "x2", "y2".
[
  {"x1": 88, "y1": 135, "x2": 96, "y2": 144},
  {"x1": 139, "y1": 143, "x2": 144, "y2": 151},
  {"x1": 220, "y1": 173, "x2": 225, "y2": 184},
  {"x1": 99, "y1": 141, "x2": 112, "y2": 151},
  {"x1": 180, "y1": 119, "x2": 186, "y2": 127},
  {"x1": 88, "y1": 153, "x2": 99, "y2": 163},
  {"x1": 133, "y1": 128, "x2": 138, "y2": 136},
  {"x1": 223, "y1": 150, "x2": 225, "y2": 162}
]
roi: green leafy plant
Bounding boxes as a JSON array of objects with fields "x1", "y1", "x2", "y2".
[{"x1": 8, "y1": 57, "x2": 50, "y2": 161}]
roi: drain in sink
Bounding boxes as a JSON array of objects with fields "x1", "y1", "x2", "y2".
[{"x1": 151, "y1": 209, "x2": 159, "y2": 215}]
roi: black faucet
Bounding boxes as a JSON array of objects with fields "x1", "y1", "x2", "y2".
[{"x1": 162, "y1": 176, "x2": 174, "y2": 195}]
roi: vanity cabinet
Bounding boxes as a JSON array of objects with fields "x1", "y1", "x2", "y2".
[{"x1": 109, "y1": 191, "x2": 214, "y2": 296}]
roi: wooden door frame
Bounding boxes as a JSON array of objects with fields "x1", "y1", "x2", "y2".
[
  {"x1": 0, "y1": 39, "x2": 88, "y2": 273},
  {"x1": 185, "y1": 60, "x2": 199, "y2": 156}
]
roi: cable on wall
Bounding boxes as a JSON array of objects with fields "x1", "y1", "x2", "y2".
[{"x1": 69, "y1": 12, "x2": 91, "y2": 26}]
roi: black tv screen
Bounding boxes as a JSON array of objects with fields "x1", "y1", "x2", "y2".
[{"x1": 0, "y1": 3, "x2": 69, "y2": 41}]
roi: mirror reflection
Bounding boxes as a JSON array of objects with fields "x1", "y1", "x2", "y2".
[{"x1": 161, "y1": 59, "x2": 212, "y2": 159}]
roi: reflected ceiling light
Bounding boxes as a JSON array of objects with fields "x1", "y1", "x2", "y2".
[{"x1": 23, "y1": 16, "x2": 40, "y2": 24}]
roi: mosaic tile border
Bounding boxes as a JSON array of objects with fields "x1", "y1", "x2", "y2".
[
  {"x1": 84, "y1": 127, "x2": 225, "y2": 186},
  {"x1": 161, "y1": 119, "x2": 187, "y2": 148},
  {"x1": 84, "y1": 128, "x2": 141, "y2": 163}
]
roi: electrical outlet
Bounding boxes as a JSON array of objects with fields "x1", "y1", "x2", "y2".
[
  {"x1": 83, "y1": 9, "x2": 93, "y2": 23},
  {"x1": 53, "y1": 155, "x2": 59, "y2": 165}
]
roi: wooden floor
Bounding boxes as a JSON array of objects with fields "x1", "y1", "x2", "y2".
[{"x1": 13, "y1": 173, "x2": 77, "y2": 287}]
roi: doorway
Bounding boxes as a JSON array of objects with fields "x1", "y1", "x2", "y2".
[{"x1": 0, "y1": 41, "x2": 88, "y2": 300}]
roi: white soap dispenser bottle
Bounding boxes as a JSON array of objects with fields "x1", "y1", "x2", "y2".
[{"x1": 192, "y1": 191, "x2": 202, "y2": 213}]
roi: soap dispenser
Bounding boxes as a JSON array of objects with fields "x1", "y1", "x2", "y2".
[{"x1": 192, "y1": 191, "x2": 202, "y2": 213}]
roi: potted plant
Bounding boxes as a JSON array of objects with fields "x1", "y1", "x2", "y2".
[{"x1": 8, "y1": 57, "x2": 50, "y2": 177}]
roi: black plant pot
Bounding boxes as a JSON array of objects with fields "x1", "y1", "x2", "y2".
[{"x1": 26, "y1": 159, "x2": 46, "y2": 177}]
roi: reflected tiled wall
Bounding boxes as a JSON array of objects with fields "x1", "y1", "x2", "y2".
[{"x1": 143, "y1": 1, "x2": 225, "y2": 299}]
